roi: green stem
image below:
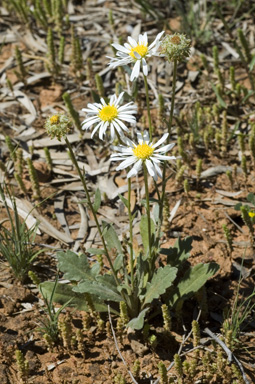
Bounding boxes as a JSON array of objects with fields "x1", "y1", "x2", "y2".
[
  {"x1": 143, "y1": 163, "x2": 152, "y2": 261},
  {"x1": 65, "y1": 137, "x2": 119, "y2": 285},
  {"x1": 128, "y1": 178, "x2": 134, "y2": 290},
  {"x1": 157, "y1": 59, "x2": 178, "y2": 245},
  {"x1": 168, "y1": 59, "x2": 177, "y2": 139},
  {"x1": 143, "y1": 74, "x2": 153, "y2": 141}
]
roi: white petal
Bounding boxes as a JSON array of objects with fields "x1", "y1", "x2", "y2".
[
  {"x1": 152, "y1": 160, "x2": 162, "y2": 178},
  {"x1": 128, "y1": 36, "x2": 138, "y2": 48},
  {"x1": 152, "y1": 133, "x2": 169, "y2": 148},
  {"x1": 127, "y1": 159, "x2": 142, "y2": 178},
  {"x1": 112, "y1": 43, "x2": 130, "y2": 53},
  {"x1": 145, "y1": 159, "x2": 156, "y2": 180},
  {"x1": 153, "y1": 154, "x2": 176, "y2": 160},
  {"x1": 116, "y1": 92, "x2": 124, "y2": 105},
  {"x1": 155, "y1": 143, "x2": 175, "y2": 153},
  {"x1": 134, "y1": 51, "x2": 141, "y2": 59},
  {"x1": 116, "y1": 157, "x2": 137, "y2": 170},
  {"x1": 130, "y1": 60, "x2": 140, "y2": 81},
  {"x1": 91, "y1": 121, "x2": 102, "y2": 138},
  {"x1": 148, "y1": 31, "x2": 164, "y2": 50},
  {"x1": 142, "y1": 58, "x2": 148, "y2": 76}
]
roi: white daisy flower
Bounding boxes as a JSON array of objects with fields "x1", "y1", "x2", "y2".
[
  {"x1": 108, "y1": 31, "x2": 164, "y2": 81},
  {"x1": 81, "y1": 92, "x2": 137, "y2": 140},
  {"x1": 111, "y1": 131, "x2": 175, "y2": 181}
]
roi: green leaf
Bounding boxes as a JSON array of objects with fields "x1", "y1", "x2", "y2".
[
  {"x1": 73, "y1": 274, "x2": 122, "y2": 302},
  {"x1": 127, "y1": 308, "x2": 149, "y2": 330},
  {"x1": 39, "y1": 281, "x2": 113, "y2": 313},
  {"x1": 249, "y1": 54, "x2": 255, "y2": 72},
  {"x1": 93, "y1": 188, "x2": 101, "y2": 212},
  {"x1": 160, "y1": 237, "x2": 192, "y2": 268},
  {"x1": 211, "y1": 83, "x2": 227, "y2": 108},
  {"x1": 169, "y1": 262, "x2": 219, "y2": 306},
  {"x1": 113, "y1": 253, "x2": 123, "y2": 271},
  {"x1": 102, "y1": 222, "x2": 123, "y2": 255},
  {"x1": 140, "y1": 215, "x2": 155, "y2": 257},
  {"x1": 143, "y1": 265, "x2": 177, "y2": 306},
  {"x1": 56, "y1": 250, "x2": 99, "y2": 281},
  {"x1": 118, "y1": 194, "x2": 129, "y2": 208},
  {"x1": 87, "y1": 248, "x2": 105, "y2": 255},
  {"x1": 247, "y1": 193, "x2": 255, "y2": 206}
]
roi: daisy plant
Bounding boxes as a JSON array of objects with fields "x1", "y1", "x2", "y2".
[{"x1": 41, "y1": 31, "x2": 219, "y2": 331}]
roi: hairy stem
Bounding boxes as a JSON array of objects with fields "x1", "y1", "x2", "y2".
[
  {"x1": 128, "y1": 178, "x2": 134, "y2": 290},
  {"x1": 143, "y1": 74, "x2": 153, "y2": 141}
]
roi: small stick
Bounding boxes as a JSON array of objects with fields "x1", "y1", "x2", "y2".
[{"x1": 108, "y1": 305, "x2": 139, "y2": 384}]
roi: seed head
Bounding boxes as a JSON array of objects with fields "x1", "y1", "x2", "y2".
[
  {"x1": 160, "y1": 33, "x2": 191, "y2": 62},
  {"x1": 45, "y1": 114, "x2": 72, "y2": 141}
]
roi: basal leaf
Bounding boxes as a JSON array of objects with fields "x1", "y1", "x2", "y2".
[
  {"x1": 73, "y1": 274, "x2": 122, "y2": 302},
  {"x1": 39, "y1": 281, "x2": 113, "y2": 313},
  {"x1": 169, "y1": 262, "x2": 219, "y2": 306},
  {"x1": 56, "y1": 250, "x2": 99, "y2": 281},
  {"x1": 127, "y1": 308, "x2": 149, "y2": 330},
  {"x1": 160, "y1": 236, "x2": 192, "y2": 268},
  {"x1": 143, "y1": 265, "x2": 177, "y2": 306}
]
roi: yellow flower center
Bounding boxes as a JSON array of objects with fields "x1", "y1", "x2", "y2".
[
  {"x1": 249, "y1": 211, "x2": 255, "y2": 218},
  {"x1": 98, "y1": 105, "x2": 118, "y2": 122},
  {"x1": 129, "y1": 44, "x2": 148, "y2": 59},
  {"x1": 50, "y1": 115, "x2": 60, "y2": 124},
  {"x1": 133, "y1": 143, "x2": 154, "y2": 160}
]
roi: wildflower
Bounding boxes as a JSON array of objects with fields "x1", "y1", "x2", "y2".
[
  {"x1": 108, "y1": 31, "x2": 164, "y2": 81},
  {"x1": 248, "y1": 211, "x2": 255, "y2": 218},
  {"x1": 111, "y1": 131, "x2": 175, "y2": 181},
  {"x1": 160, "y1": 33, "x2": 191, "y2": 62},
  {"x1": 81, "y1": 92, "x2": 136, "y2": 140},
  {"x1": 45, "y1": 114, "x2": 72, "y2": 141}
]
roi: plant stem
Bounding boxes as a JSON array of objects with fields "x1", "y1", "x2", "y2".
[
  {"x1": 143, "y1": 74, "x2": 153, "y2": 141},
  {"x1": 157, "y1": 59, "x2": 178, "y2": 245},
  {"x1": 65, "y1": 137, "x2": 119, "y2": 285},
  {"x1": 143, "y1": 163, "x2": 152, "y2": 261},
  {"x1": 128, "y1": 178, "x2": 134, "y2": 290},
  {"x1": 168, "y1": 59, "x2": 177, "y2": 139}
]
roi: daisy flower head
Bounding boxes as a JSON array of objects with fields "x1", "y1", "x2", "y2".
[
  {"x1": 111, "y1": 131, "x2": 175, "y2": 181},
  {"x1": 108, "y1": 31, "x2": 164, "y2": 81},
  {"x1": 81, "y1": 92, "x2": 137, "y2": 140}
]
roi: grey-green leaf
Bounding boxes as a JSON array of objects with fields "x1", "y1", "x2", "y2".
[
  {"x1": 93, "y1": 188, "x2": 101, "y2": 212},
  {"x1": 118, "y1": 194, "x2": 129, "y2": 208},
  {"x1": 39, "y1": 281, "x2": 112, "y2": 313},
  {"x1": 160, "y1": 236, "x2": 192, "y2": 268},
  {"x1": 169, "y1": 262, "x2": 219, "y2": 306},
  {"x1": 73, "y1": 274, "x2": 122, "y2": 302},
  {"x1": 56, "y1": 250, "x2": 99, "y2": 281},
  {"x1": 127, "y1": 308, "x2": 149, "y2": 330},
  {"x1": 102, "y1": 222, "x2": 123, "y2": 255},
  {"x1": 143, "y1": 265, "x2": 177, "y2": 306}
]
